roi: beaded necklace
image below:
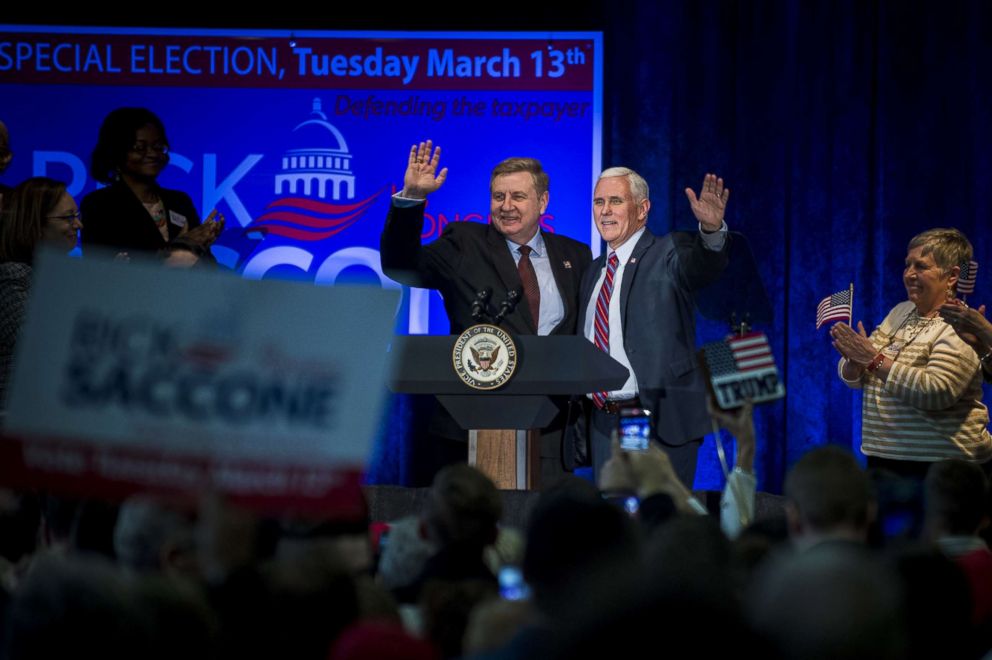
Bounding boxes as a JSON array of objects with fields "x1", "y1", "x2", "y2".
[{"x1": 880, "y1": 308, "x2": 942, "y2": 359}]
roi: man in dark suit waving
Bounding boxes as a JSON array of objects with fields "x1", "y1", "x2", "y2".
[
  {"x1": 381, "y1": 140, "x2": 591, "y2": 335},
  {"x1": 381, "y1": 140, "x2": 592, "y2": 483},
  {"x1": 576, "y1": 167, "x2": 731, "y2": 486}
]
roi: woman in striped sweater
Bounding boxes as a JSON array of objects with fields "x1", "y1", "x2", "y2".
[{"x1": 830, "y1": 228, "x2": 992, "y2": 478}]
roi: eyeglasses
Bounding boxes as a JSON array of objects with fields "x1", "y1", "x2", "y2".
[
  {"x1": 47, "y1": 211, "x2": 82, "y2": 223},
  {"x1": 130, "y1": 142, "x2": 170, "y2": 155}
]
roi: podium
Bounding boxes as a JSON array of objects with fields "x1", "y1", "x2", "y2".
[{"x1": 390, "y1": 334, "x2": 628, "y2": 489}]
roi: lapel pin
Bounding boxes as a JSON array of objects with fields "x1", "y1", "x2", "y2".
[
  {"x1": 563, "y1": 260, "x2": 572, "y2": 269},
  {"x1": 629, "y1": 258, "x2": 637, "y2": 264}
]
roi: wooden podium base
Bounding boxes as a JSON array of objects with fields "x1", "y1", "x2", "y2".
[{"x1": 468, "y1": 429, "x2": 541, "y2": 490}]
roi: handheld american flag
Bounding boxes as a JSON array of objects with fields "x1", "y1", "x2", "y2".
[
  {"x1": 958, "y1": 260, "x2": 978, "y2": 296},
  {"x1": 816, "y1": 287, "x2": 853, "y2": 329}
]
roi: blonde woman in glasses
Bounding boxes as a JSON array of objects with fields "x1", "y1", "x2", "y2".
[{"x1": 0, "y1": 177, "x2": 82, "y2": 407}]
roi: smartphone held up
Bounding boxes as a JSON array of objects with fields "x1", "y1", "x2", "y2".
[{"x1": 618, "y1": 407, "x2": 651, "y2": 451}]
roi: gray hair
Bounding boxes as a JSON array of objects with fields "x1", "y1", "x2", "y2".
[
  {"x1": 598, "y1": 167, "x2": 650, "y2": 203},
  {"x1": 907, "y1": 227, "x2": 973, "y2": 279},
  {"x1": 113, "y1": 496, "x2": 195, "y2": 573}
]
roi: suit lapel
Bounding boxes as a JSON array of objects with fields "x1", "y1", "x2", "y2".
[
  {"x1": 619, "y1": 229, "x2": 655, "y2": 334},
  {"x1": 486, "y1": 226, "x2": 520, "y2": 292},
  {"x1": 486, "y1": 226, "x2": 532, "y2": 329}
]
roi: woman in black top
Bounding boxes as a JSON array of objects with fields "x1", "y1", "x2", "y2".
[{"x1": 80, "y1": 107, "x2": 222, "y2": 256}]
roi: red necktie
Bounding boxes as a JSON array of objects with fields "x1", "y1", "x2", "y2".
[
  {"x1": 517, "y1": 245, "x2": 541, "y2": 330},
  {"x1": 592, "y1": 252, "x2": 620, "y2": 409}
]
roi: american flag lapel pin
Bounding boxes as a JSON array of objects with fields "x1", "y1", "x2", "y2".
[{"x1": 563, "y1": 260, "x2": 572, "y2": 269}]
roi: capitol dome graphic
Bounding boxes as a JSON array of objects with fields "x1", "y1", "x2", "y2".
[
  {"x1": 275, "y1": 98, "x2": 355, "y2": 200},
  {"x1": 246, "y1": 98, "x2": 382, "y2": 243}
]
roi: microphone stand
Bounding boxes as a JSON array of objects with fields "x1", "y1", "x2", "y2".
[{"x1": 492, "y1": 289, "x2": 521, "y2": 326}]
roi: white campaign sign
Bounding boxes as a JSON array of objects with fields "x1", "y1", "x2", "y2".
[{"x1": 3, "y1": 249, "x2": 398, "y2": 502}]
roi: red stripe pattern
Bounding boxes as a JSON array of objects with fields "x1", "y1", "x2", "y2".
[
  {"x1": 727, "y1": 332, "x2": 775, "y2": 373},
  {"x1": 592, "y1": 253, "x2": 620, "y2": 409},
  {"x1": 245, "y1": 191, "x2": 383, "y2": 241}
]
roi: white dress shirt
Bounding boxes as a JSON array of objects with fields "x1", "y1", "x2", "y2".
[
  {"x1": 506, "y1": 232, "x2": 564, "y2": 336},
  {"x1": 584, "y1": 223, "x2": 727, "y2": 399}
]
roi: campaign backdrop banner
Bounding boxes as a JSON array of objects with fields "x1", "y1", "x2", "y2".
[
  {"x1": 0, "y1": 26, "x2": 604, "y2": 336},
  {"x1": 0, "y1": 250, "x2": 399, "y2": 511}
]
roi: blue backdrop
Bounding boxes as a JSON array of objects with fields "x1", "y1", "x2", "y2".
[
  {"x1": 4, "y1": 4, "x2": 991, "y2": 495},
  {"x1": 594, "y1": 0, "x2": 992, "y2": 493}
]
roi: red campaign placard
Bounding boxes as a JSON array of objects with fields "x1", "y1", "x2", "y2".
[
  {"x1": 0, "y1": 33, "x2": 595, "y2": 90},
  {"x1": 0, "y1": 434, "x2": 367, "y2": 516}
]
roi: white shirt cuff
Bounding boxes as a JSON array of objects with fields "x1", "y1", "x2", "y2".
[{"x1": 699, "y1": 221, "x2": 728, "y2": 251}]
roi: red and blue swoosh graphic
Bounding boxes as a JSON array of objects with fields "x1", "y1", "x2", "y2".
[{"x1": 245, "y1": 189, "x2": 385, "y2": 242}]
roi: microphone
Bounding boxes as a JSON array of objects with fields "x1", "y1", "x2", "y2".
[
  {"x1": 493, "y1": 289, "x2": 521, "y2": 326},
  {"x1": 471, "y1": 287, "x2": 493, "y2": 322}
]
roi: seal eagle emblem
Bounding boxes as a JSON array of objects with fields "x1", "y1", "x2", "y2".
[{"x1": 452, "y1": 324, "x2": 517, "y2": 390}]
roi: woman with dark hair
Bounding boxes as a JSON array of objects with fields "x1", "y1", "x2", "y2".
[
  {"x1": 0, "y1": 177, "x2": 82, "y2": 406},
  {"x1": 80, "y1": 107, "x2": 222, "y2": 255}
]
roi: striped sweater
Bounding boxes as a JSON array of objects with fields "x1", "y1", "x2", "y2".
[{"x1": 838, "y1": 301, "x2": 992, "y2": 463}]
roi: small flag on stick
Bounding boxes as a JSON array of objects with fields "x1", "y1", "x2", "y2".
[{"x1": 816, "y1": 285, "x2": 854, "y2": 329}]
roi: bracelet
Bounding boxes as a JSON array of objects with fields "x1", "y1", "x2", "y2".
[
  {"x1": 865, "y1": 352, "x2": 886, "y2": 372},
  {"x1": 980, "y1": 348, "x2": 992, "y2": 364}
]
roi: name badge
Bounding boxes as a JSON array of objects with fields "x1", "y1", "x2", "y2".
[
  {"x1": 169, "y1": 211, "x2": 188, "y2": 228},
  {"x1": 882, "y1": 342, "x2": 903, "y2": 358}
]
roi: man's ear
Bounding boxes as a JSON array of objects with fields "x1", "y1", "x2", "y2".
[{"x1": 638, "y1": 198, "x2": 651, "y2": 223}]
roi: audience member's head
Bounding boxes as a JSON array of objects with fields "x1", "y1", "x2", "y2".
[
  {"x1": 113, "y1": 496, "x2": 197, "y2": 578},
  {"x1": 549, "y1": 514, "x2": 754, "y2": 659},
  {"x1": 260, "y1": 546, "x2": 360, "y2": 659},
  {"x1": 423, "y1": 465, "x2": 501, "y2": 551},
  {"x1": 377, "y1": 515, "x2": 435, "y2": 592},
  {"x1": 748, "y1": 544, "x2": 906, "y2": 660},
  {"x1": 645, "y1": 514, "x2": 736, "y2": 598},
  {"x1": 3, "y1": 555, "x2": 145, "y2": 660},
  {"x1": 784, "y1": 446, "x2": 874, "y2": 547},
  {"x1": 522, "y1": 476, "x2": 638, "y2": 613}
]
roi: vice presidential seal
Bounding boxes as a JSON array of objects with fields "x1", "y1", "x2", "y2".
[{"x1": 452, "y1": 324, "x2": 517, "y2": 390}]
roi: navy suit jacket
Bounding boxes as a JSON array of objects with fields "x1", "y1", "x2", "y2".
[
  {"x1": 577, "y1": 228, "x2": 730, "y2": 446},
  {"x1": 81, "y1": 181, "x2": 201, "y2": 254},
  {"x1": 381, "y1": 201, "x2": 592, "y2": 335}
]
